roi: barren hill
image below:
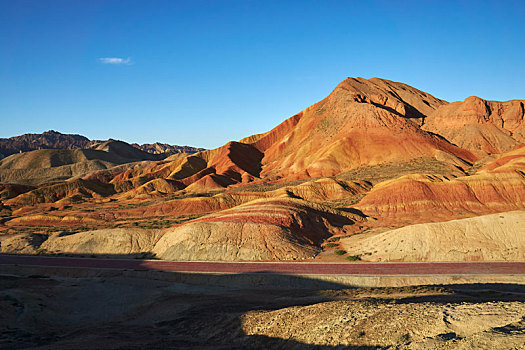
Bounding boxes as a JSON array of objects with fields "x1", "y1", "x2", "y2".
[
  {"x1": 423, "y1": 96, "x2": 525, "y2": 156},
  {"x1": 131, "y1": 142, "x2": 204, "y2": 155},
  {"x1": 2, "y1": 77, "x2": 525, "y2": 263},
  {"x1": 94, "y1": 77, "x2": 477, "y2": 198},
  {"x1": 0, "y1": 141, "x2": 161, "y2": 185},
  {"x1": 341, "y1": 210, "x2": 525, "y2": 261},
  {"x1": 240, "y1": 77, "x2": 474, "y2": 182}
]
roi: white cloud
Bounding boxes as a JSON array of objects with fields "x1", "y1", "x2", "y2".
[{"x1": 98, "y1": 57, "x2": 132, "y2": 65}]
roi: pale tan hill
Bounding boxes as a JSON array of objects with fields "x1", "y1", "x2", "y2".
[
  {"x1": 0, "y1": 141, "x2": 161, "y2": 185},
  {"x1": 423, "y1": 96, "x2": 525, "y2": 156},
  {"x1": 0, "y1": 159, "x2": 118, "y2": 185},
  {"x1": 0, "y1": 232, "x2": 47, "y2": 254},
  {"x1": 40, "y1": 228, "x2": 164, "y2": 257},
  {"x1": 0, "y1": 149, "x2": 115, "y2": 169},
  {"x1": 0, "y1": 228, "x2": 162, "y2": 256},
  {"x1": 341, "y1": 210, "x2": 525, "y2": 261}
]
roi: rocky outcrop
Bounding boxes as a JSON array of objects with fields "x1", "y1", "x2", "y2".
[
  {"x1": 423, "y1": 96, "x2": 525, "y2": 156},
  {"x1": 0, "y1": 130, "x2": 203, "y2": 158},
  {"x1": 0, "y1": 130, "x2": 90, "y2": 157},
  {"x1": 131, "y1": 142, "x2": 205, "y2": 155}
]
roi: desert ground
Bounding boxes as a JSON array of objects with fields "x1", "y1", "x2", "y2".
[
  {"x1": 1, "y1": 265, "x2": 525, "y2": 350},
  {"x1": 1, "y1": 78, "x2": 525, "y2": 263},
  {"x1": 1, "y1": 77, "x2": 525, "y2": 348}
]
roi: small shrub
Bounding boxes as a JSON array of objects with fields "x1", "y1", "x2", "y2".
[
  {"x1": 399, "y1": 333, "x2": 410, "y2": 342},
  {"x1": 346, "y1": 255, "x2": 361, "y2": 261},
  {"x1": 327, "y1": 236, "x2": 341, "y2": 242},
  {"x1": 334, "y1": 250, "x2": 347, "y2": 255},
  {"x1": 324, "y1": 243, "x2": 339, "y2": 248},
  {"x1": 35, "y1": 248, "x2": 48, "y2": 256}
]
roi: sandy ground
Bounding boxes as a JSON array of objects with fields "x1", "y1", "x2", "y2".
[{"x1": 1, "y1": 267, "x2": 525, "y2": 349}]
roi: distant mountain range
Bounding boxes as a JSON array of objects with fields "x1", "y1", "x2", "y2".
[{"x1": 0, "y1": 130, "x2": 205, "y2": 159}]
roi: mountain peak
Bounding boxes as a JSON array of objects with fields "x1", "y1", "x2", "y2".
[{"x1": 330, "y1": 77, "x2": 447, "y2": 120}]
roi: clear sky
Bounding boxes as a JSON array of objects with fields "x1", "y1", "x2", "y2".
[{"x1": 1, "y1": 0, "x2": 524, "y2": 149}]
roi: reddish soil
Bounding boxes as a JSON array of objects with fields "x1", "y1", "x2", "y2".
[{"x1": 1, "y1": 255, "x2": 524, "y2": 275}]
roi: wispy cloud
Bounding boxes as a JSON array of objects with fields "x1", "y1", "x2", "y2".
[{"x1": 98, "y1": 57, "x2": 133, "y2": 65}]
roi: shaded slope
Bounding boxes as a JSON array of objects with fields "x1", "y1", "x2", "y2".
[
  {"x1": 105, "y1": 141, "x2": 263, "y2": 196},
  {"x1": 88, "y1": 140, "x2": 161, "y2": 162},
  {"x1": 5, "y1": 178, "x2": 116, "y2": 205}
]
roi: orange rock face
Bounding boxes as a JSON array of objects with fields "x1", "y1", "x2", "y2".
[
  {"x1": 243, "y1": 77, "x2": 475, "y2": 182},
  {"x1": 423, "y1": 96, "x2": 525, "y2": 156},
  {"x1": 2, "y1": 77, "x2": 525, "y2": 262},
  {"x1": 355, "y1": 144, "x2": 525, "y2": 225},
  {"x1": 55, "y1": 77, "x2": 476, "y2": 198},
  {"x1": 356, "y1": 171, "x2": 525, "y2": 224}
]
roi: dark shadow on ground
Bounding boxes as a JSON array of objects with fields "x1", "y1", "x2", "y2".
[{"x1": 1, "y1": 253, "x2": 525, "y2": 349}]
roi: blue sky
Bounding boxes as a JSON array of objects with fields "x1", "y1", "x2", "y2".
[{"x1": 1, "y1": 0, "x2": 524, "y2": 149}]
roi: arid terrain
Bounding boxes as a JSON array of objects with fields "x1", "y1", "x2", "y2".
[
  {"x1": 1, "y1": 77, "x2": 525, "y2": 349},
  {"x1": 1, "y1": 77, "x2": 524, "y2": 262},
  {"x1": 1, "y1": 266, "x2": 525, "y2": 349}
]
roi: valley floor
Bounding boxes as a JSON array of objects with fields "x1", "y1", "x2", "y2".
[{"x1": 1, "y1": 266, "x2": 525, "y2": 349}]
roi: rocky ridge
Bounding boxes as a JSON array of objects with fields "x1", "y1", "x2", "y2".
[{"x1": 1, "y1": 77, "x2": 524, "y2": 262}]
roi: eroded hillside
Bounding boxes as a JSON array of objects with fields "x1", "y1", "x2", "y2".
[{"x1": 1, "y1": 77, "x2": 524, "y2": 261}]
